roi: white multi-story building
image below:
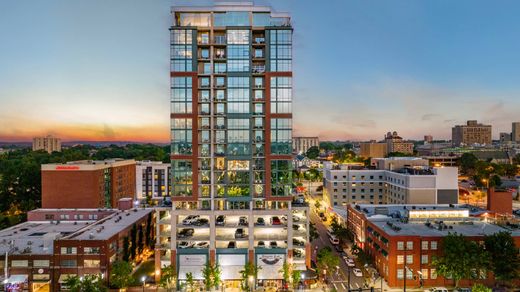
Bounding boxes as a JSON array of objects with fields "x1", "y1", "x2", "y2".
[
  {"x1": 323, "y1": 158, "x2": 459, "y2": 209},
  {"x1": 32, "y1": 135, "x2": 61, "y2": 153},
  {"x1": 292, "y1": 137, "x2": 319, "y2": 155},
  {"x1": 136, "y1": 161, "x2": 171, "y2": 200}
]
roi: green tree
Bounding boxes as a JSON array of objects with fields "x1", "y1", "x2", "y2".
[
  {"x1": 110, "y1": 261, "x2": 134, "y2": 289},
  {"x1": 309, "y1": 222, "x2": 319, "y2": 242},
  {"x1": 159, "y1": 265, "x2": 177, "y2": 292},
  {"x1": 484, "y1": 231, "x2": 520, "y2": 284},
  {"x1": 305, "y1": 146, "x2": 320, "y2": 159},
  {"x1": 145, "y1": 213, "x2": 153, "y2": 247},
  {"x1": 122, "y1": 236, "x2": 130, "y2": 262},
  {"x1": 472, "y1": 283, "x2": 492, "y2": 292},
  {"x1": 291, "y1": 269, "x2": 302, "y2": 289},
  {"x1": 279, "y1": 260, "x2": 292, "y2": 286},
  {"x1": 130, "y1": 223, "x2": 137, "y2": 260},
  {"x1": 212, "y1": 263, "x2": 222, "y2": 290},
  {"x1": 240, "y1": 262, "x2": 261, "y2": 291},
  {"x1": 137, "y1": 224, "x2": 144, "y2": 254},
  {"x1": 185, "y1": 272, "x2": 195, "y2": 292},
  {"x1": 460, "y1": 153, "x2": 479, "y2": 175},
  {"x1": 431, "y1": 233, "x2": 489, "y2": 287},
  {"x1": 202, "y1": 262, "x2": 213, "y2": 291},
  {"x1": 63, "y1": 274, "x2": 107, "y2": 292},
  {"x1": 316, "y1": 246, "x2": 340, "y2": 278}
]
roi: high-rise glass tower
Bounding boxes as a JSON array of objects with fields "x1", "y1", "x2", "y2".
[{"x1": 156, "y1": 2, "x2": 309, "y2": 289}]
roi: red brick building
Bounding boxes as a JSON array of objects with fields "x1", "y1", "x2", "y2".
[
  {"x1": 41, "y1": 159, "x2": 136, "y2": 209},
  {"x1": 347, "y1": 204, "x2": 520, "y2": 289}
]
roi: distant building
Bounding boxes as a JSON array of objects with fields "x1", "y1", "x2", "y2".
[
  {"x1": 293, "y1": 136, "x2": 319, "y2": 154},
  {"x1": 424, "y1": 135, "x2": 433, "y2": 144},
  {"x1": 500, "y1": 132, "x2": 512, "y2": 143},
  {"x1": 359, "y1": 142, "x2": 387, "y2": 158},
  {"x1": 41, "y1": 159, "x2": 136, "y2": 209},
  {"x1": 384, "y1": 131, "x2": 414, "y2": 154},
  {"x1": 512, "y1": 122, "x2": 520, "y2": 142},
  {"x1": 422, "y1": 156, "x2": 459, "y2": 167},
  {"x1": 136, "y1": 161, "x2": 171, "y2": 200},
  {"x1": 323, "y1": 157, "x2": 459, "y2": 209},
  {"x1": 0, "y1": 207, "x2": 154, "y2": 292},
  {"x1": 451, "y1": 120, "x2": 492, "y2": 146},
  {"x1": 32, "y1": 135, "x2": 61, "y2": 153}
]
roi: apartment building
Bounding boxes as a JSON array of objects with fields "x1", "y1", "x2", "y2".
[
  {"x1": 385, "y1": 131, "x2": 414, "y2": 154},
  {"x1": 0, "y1": 207, "x2": 154, "y2": 292},
  {"x1": 347, "y1": 204, "x2": 520, "y2": 289},
  {"x1": 292, "y1": 137, "x2": 319, "y2": 155},
  {"x1": 359, "y1": 142, "x2": 387, "y2": 158},
  {"x1": 323, "y1": 158, "x2": 458, "y2": 209},
  {"x1": 512, "y1": 122, "x2": 520, "y2": 143},
  {"x1": 136, "y1": 161, "x2": 171, "y2": 200},
  {"x1": 41, "y1": 159, "x2": 136, "y2": 209},
  {"x1": 163, "y1": 3, "x2": 309, "y2": 290},
  {"x1": 452, "y1": 120, "x2": 492, "y2": 146},
  {"x1": 32, "y1": 135, "x2": 61, "y2": 153}
]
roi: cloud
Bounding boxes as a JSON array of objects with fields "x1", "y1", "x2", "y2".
[{"x1": 422, "y1": 114, "x2": 441, "y2": 121}]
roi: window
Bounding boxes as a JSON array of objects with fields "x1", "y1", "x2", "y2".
[
  {"x1": 270, "y1": 77, "x2": 292, "y2": 113},
  {"x1": 84, "y1": 259, "x2": 100, "y2": 268},
  {"x1": 421, "y1": 269, "x2": 429, "y2": 280},
  {"x1": 397, "y1": 255, "x2": 404, "y2": 264},
  {"x1": 227, "y1": 30, "x2": 249, "y2": 72},
  {"x1": 61, "y1": 260, "x2": 77, "y2": 267},
  {"x1": 397, "y1": 269, "x2": 404, "y2": 279},
  {"x1": 406, "y1": 241, "x2": 413, "y2": 250},
  {"x1": 171, "y1": 29, "x2": 193, "y2": 72},
  {"x1": 61, "y1": 247, "x2": 77, "y2": 255},
  {"x1": 430, "y1": 269, "x2": 437, "y2": 279},
  {"x1": 84, "y1": 247, "x2": 101, "y2": 254},
  {"x1": 269, "y1": 30, "x2": 292, "y2": 72},
  {"x1": 271, "y1": 118, "x2": 292, "y2": 154},
  {"x1": 431, "y1": 241, "x2": 438, "y2": 250},
  {"x1": 421, "y1": 255, "x2": 428, "y2": 264},
  {"x1": 171, "y1": 76, "x2": 193, "y2": 114},
  {"x1": 397, "y1": 241, "x2": 404, "y2": 250},
  {"x1": 406, "y1": 255, "x2": 413, "y2": 264},
  {"x1": 172, "y1": 118, "x2": 193, "y2": 155},
  {"x1": 200, "y1": 49, "x2": 209, "y2": 58},
  {"x1": 33, "y1": 260, "x2": 50, "y2": 267},
  {"x1": 421, "y1": 241, "x2": 428, "y2": 250},
  {"x1": 11, "y1": 260, "x2": 28, "y2": 267}
]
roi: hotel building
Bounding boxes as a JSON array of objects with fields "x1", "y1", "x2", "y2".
[
  {"x1": 136, "y1": 161, "x2": 172, "y2": 200},
  {"x1": 452, "y1": 120, "x2": 492, "y2": 146},
  {"x1": 159, "y1": 2, "x2": 310, "y2": 289}
]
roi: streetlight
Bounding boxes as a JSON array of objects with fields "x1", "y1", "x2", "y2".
[
  {"x1": 141, "y1": 276, "x2": 146, "y2": 292},
  {"x1": 248, "y1": 275, "x2": 254, "y2": 292}
]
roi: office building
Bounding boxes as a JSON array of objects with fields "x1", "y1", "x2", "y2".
[
  {"x1": 164, "y1": 2, "x2": 309, "y2": 289},
  {"x1": 347, "y1": 204, "x2": 520, "y2": 289},
  {"x1": 359, "y1": 142, "x2": 387, "y2": 158},
  {"x1": 41, "y1": 159, "x2": 136, "y2": 209},
  {"x1": 32, "y1": 135, "x2": 61, "y2": 153},
  {"x1": 136, "y1": 161, "x2": 171, "y2": 200},
  {"x1": 452, "y1": 120, "x2": 492, "y2": 146},
  {"x1": 512, "y1": 122, "x2": 520, "y2": 143},
  {"x1": 292, "y1": 136, "x2": 319, "y2": 155},
  {"x1": 0, "y1": 206, "x2": 154, "y2": 292},
  {"x1": 323, "y1": 158, "x2": 458, "y2": 208},
  {"x1": 385, "y1": 131, "x2": 414, "y2": 154},
  {"x1": 499, "y1": 132, "x2": 511, "y2": 143}
]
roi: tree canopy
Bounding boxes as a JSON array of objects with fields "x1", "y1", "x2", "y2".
[{"x1": 484, "y1": 231, "x2": 520, "y2": 283}]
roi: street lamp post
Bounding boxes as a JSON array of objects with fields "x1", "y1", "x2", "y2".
[{"x1": 141, "y1": 276, "x2": 146, "y2": 292}]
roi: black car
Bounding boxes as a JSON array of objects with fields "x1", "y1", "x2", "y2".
[
  {"x1": 216, "y1": 215, "x2": 226, "y2": 226},
  {"x1": 293, "y1": 238, "x2": 305, "y2": 247},
  {"x1": 194, "y1": 218, "x2": 209, "y2": 226},
  {"x1": 178, "y1": 228, "x2": 194, "y2": 238},
  {"x1": 228, "y1": 241, "x2": 236, "y2": 248},
  {"x1": 239, "y1": 216, "x2": 248, "y2": 226},
  {"x1": 269, "y1": 241, "x2": 278, "y2": 248},
  {"x1": 293, "y1": 249, "x2": 303, "y2": 258},
  {"x1": 235, "y1": 228, "x2": 246, "y2": 238},
  {"x1": 255, "y1": 217, "x2": 265, "y2": 226},
  {"x1": 292, "y1": 224, "x2": 300, "y2": 230}
]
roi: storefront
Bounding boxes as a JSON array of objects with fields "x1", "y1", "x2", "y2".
[
  {"x1": 31, "y1": 273, "x2": 50, "y2": 292},
  {"x1": 177, "y1": 254, "x2": 206, "y2": 283},
  {"x1": 256, "y1": 254, "x2": 284, "y2": 290},
  {"x1": 218, "y1": 254, "x2": 246, "y2": 289},
  {"x1": 4, "y1": 275, "x2": 28, "y2": 292}
]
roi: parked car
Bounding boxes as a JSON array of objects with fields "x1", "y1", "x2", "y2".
[
  {"x1": 178, "y1": 241, "x2": 193, "y2": 249},
  {"x1": 343, "y1": 256, "x2": 355, "y2": 267},
  {"x1": 453, "y1": 288, "x2": 471, "y2": 292},
  {"x1": 292, "y1": 224, "x2": 300, "y2": 230},
  {"x1": 178, "y1": 228, "x2": 194, "y2": 238},
  {"x1": 424, "y1": 288, "x2": 449, "y2": 292},
  {"x1": 293, "y1": 238, "x2": 305, "y2": 247},
  {"x1": 269, "y1": 241, "x2": 278, "y2": 248},
  {"x1": 257, "y1": 241, "x2": 266, "y2": 248},
  {"x1": 194, "y1": 218, "x2": 209, "y2": 226},
  {"x1": 239, "y1": 216, "x2": 248, "y2": 226},
  {"x1": 235, "y1": 228, "x2": 246, "y2": 238},
  {"x1": 292, "y1": 215, "x2": 301, "y2": 222},
  {"x1": 271, "y1": 216, "x2": 281, "y2": 225},
  {"x1": 182, "y1": 215, "x2": 200, "y2": 225},
  {"x1": 227, "y1": 241, "x2": 236, "y2": 248},
  {"x1": 195, "y1": 242, "x2": 209, "y2": 249},
  {"x1": 216, "y1": 215, "x2": 226, "y2": 226},
  {"x1": 293, "y1": 249, "x2": 303, "y2": 258},
  {"x1": 352, "y1": 268, "x2": 362, "y2": 277},
  {"x1": 256, "y1": 217, "x2": 265, "y2": 226}
]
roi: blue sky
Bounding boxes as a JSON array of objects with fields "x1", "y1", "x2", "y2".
[{"x1": 1, "y1": 0, "x2": 519, "y2": 142}]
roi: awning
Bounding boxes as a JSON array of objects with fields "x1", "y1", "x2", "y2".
[
  {"x1": 58, "y1": 274, "x2": 77, "y2": 283},
  {"x1": 6, "y1": 275, "x2": 28, "y2": 284},
  {"x1": 178, "y1": 266, "x2": 204, "y2": 280},
  {"x1": 221, "y1": 265, "x2": 243, "y2": 280}
]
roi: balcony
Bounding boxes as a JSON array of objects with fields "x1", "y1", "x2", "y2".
[
  {"x1": 253, "y1": 37, "x2": 265, "y2": 44},
  {"x1": 213, "y1": 36, "x2": 227, "y2": 45},
  {"x1": 252, "y1": 65, "x2": 265, "y2": 74}
]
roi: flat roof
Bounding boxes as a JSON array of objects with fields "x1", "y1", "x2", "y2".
[
  {"x1": 0, "y1": 221, "x2": 91, "y2": 255},
  {"x1": 351, "y1": 204, "x2": 481, "y2": 218},
  {"x1": 42, "y1": 159, "x2": 135, "y2": 171},
  {"x1": 371, "y1": 219, "x2": 507, "y2": 237},
  {"x1": 64, "y1": 208, "x2": 152, "y2": 241}
]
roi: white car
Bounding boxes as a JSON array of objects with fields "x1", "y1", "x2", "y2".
[
  {"x1": 178, "y1": 241, "x2": 193, "y2": 249},
  {"x1": 343, "y1": 256, "x2": 355, "y2": 267},
  {"x1": 352, "y1": 268, "x2": 362, "y2": 277},
  {"x1": 182, "y1": 215, "x2": 200, "y2": 225},
  {"x1": 424, "y1": 288, "x2": 448, "y2": 292},
  {"x1": 195, "y1": 242, "x2": 209, "y2": 249}
]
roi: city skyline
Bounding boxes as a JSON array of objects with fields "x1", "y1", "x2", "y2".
[{"x1": 2, "y1": 0, "x2": 520, "y2": 142}]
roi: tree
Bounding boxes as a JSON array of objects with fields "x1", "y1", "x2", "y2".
[
  {"x1": 309, "y1": 222, "x2": 319, "y2": 242},
  {"x1": 240, "y1": 262, "x2": 261, "y2": 291},
  {"x1": 484, "y1": 231, "x2": 520, "y2": 284},
  {"x1": 305, "y1": 146, "x2": 320, "y2": 159},
  {"x1": 316, "y1": 247, "x2": 340, "y2": 278},
  {"x1": 432, "y1": 233, "x2": 489, "y2": 287},
  {"x1": 460, "y1": 153, "x2": 479, "y2": 175},
  {"x1": 63, "y1": 275, "x2": 107, "y2": 292},
  {"x1": 291, "y1": 269, "x2": 302, "y2": 289},
  {"x1": 202, "y1": 262, "x2": 213, "y2": 291},
  {"x1": 145, "y1": 213, "x2": 153, "y2": 248},
  {"x1": 159, "y1": 265, "x2": 177, "y2": 292},
  {"x1": 110, "y1": 261, "x2": 134, "y2": 289},
  {"x1": 122, "y1": 236, "x2": 130, "y2": 262},
  {"x1": 137, "y1": 224, "x2": 144, "y2": 254},
  {"x1": 130, "y1": 223, "x2": 137, "y2": 260},
  {"x1": 212, "y1": 263, "x2": 222, "y2": 290},
  {"x1": 280, "y1": 260, "x2": 292, "y2": 287},
  {"x1": 185, "y1": 272, "x2": 195, "y2": 292},
  {"x1": 472, "y1": 283, "x2": 492, "y2": 292}
]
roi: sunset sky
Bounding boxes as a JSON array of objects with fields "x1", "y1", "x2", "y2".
[{"x1": 1, "y1": 0, "x2": 520, "y2": 142}]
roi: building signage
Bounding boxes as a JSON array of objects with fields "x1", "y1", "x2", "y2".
[
  {"x1": 55, "y1": 166, "x2": 80, "y2": 170},
  {"x1": 179, "y1": 254, "x2": 206, "y2": 266},
  {"x1": 257, "y1": 254, "x2": 284, "y2": 266}
]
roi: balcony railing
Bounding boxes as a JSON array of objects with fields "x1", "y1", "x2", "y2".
[
  {"x1": 214, "y1": 36, "x2": 226, "y2": 45},
  {"x1": 252, "y1": 66, "x2": 265, "y2": 73}
]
